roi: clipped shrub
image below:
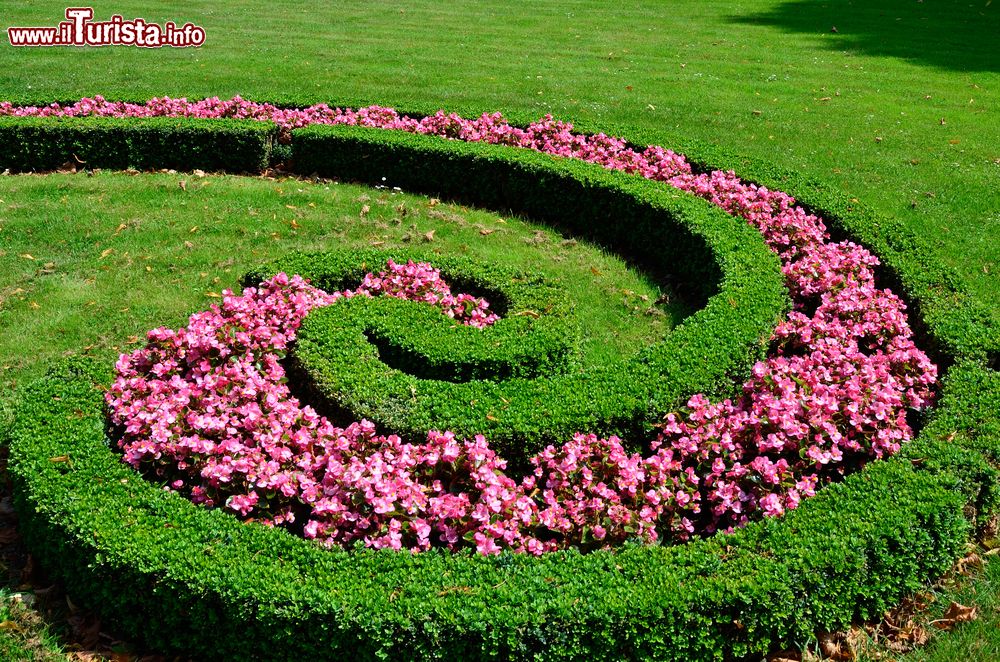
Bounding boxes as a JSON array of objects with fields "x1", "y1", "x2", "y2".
[
  {"x1": 576, "y1": 122, "x2": 1000, "y2": 364},
  {"x1": 7, "y1": 357, "x2": 981, "y2": 661},
  {"x1": 242, "y1": 250, "x2": 579, "y2": 384},
  {"x1": 0, "y1": 116, "x2": 276, "y2": 173},
  {"x1": 286, "y1": 126, "x2": 787, "y2": 459}
]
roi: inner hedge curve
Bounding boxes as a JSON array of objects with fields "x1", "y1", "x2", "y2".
[
  {"x1": 243, "y1": 131, "x2": 790, "y2": 463},
  {"x1": 5, "y1": 111, "x2": 999, "y2": 661}
]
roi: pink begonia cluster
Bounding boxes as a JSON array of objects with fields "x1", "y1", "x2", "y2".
[{"x1": 78, "y1": 96, "x2": 939, "y2": 552}]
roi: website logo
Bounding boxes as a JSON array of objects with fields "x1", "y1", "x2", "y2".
[{"x1": 8, "y1": 7, "x2": 205, "y2": 48}]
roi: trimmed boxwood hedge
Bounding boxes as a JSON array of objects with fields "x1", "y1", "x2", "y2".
[
  {"x1": 4, "y1": 108, "x2": 1000, "y2": 660},
  {"x1": 8, "y1": 357, "x2": 991, "y2": 660},
  {"x1": 256, "y1": 131, "x2": 788, "y2": 460},
  {"x1": 244, "y1": 248, "x2": 581, "y2": 382},
  {"x1": 573, "y1": 121, "x2": 1000, "y2": 366},
  {"x1": 0, "y1": 116, "x2": 277, "y2": 173}
]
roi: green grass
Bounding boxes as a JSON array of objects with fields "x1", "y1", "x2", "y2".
[
  {"x1": 852, "y1": 544, "x2": 1000, "y2": 661},
  {"x1": 0, "y1": 170, "x2": 685, "y2": 407},
  {"x1": 0, "y1": 0, "x2": 997, "y2": 658},
  {"x1": 0, "y1": 592, "x2": 65, "y2": 661},
  {"x1": 1, "y1": 0, "x2": 997, "y2": 321}
]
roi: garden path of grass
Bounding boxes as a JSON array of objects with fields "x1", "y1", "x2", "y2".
[{"x1": 0, "y1": 172, "x2": 685, "y2": 405}]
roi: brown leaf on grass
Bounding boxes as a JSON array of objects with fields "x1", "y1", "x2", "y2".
[
  {"x1": 360, "y1": 204, "x2": 371, "y2": 218},
  {"x1": 178, "y1": 180, "x2": 187, "y2": 191},
  {"x1": 817, "y1": 631, "x2": 855, "y2": 660},
  {"x1": 882, "y1": 623, "x2": 929, "y2": 652},
  {"x1": 954, "y1": 551, "x2": 984, "y2": 577},
  {"x1": 479, "y1": 228, "x2": 496, "y2": 236},
  {"x1": 68, "y1": 653, "x2": 102, "y2": 661},
  {"x1": 931, "y1": 601, "x2": 977, "y2": 631},
  {"x1": 423, "y1": 230, "x2": 435, "y2": 242}
]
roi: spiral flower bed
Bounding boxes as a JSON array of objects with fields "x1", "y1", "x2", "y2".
[
  {"x1": 65, "y1": 97, "x2": 942, "y2": 555},
  {"x1": 7, "y1": 101, "x2": 997, "y2": 659}
]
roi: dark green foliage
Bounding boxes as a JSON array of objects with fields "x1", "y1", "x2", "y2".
[
  {"x1": 6, "y1": 358, "x2": 979, "y2": 661},
  {"x1": 294, "y1": 125, "x2": 736, "y2": 307},
  {"x1": 576, "y1": 122, "x2": 1000, "y2": 364},
  {"x1": 242, "y1": 250, "x2": 579, "y2": 383},
  {"x1": 0, "y1": 116, "x2": 276, "y2": 173}
]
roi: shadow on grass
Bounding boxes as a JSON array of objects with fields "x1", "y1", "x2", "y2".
[{"x1": 731, "y1": 0, "x2": 999, "y2": 73}]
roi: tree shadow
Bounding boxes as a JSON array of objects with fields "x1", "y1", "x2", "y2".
[{"x1": 731, "y1": 0, "x2": 999, "y2": 73}]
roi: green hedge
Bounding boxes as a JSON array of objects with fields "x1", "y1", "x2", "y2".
[
  {"x1": 0, "y1": 116, "x2": 276, "y2": 173},
  {"x1": 8, "y1": 357, "x2": 989, "y2": 661},
  {"x1": 243, "y1": 249, "x2": 580, "y2": 384},
  {"x1": 4, "y1": 109, "x2": 999, "y2": 660},
  {"x1": 287, "y1": 126, "x2": 787, "y2": 460}
]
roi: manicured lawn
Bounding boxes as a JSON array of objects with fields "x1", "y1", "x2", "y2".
[
  {"x1": 0, "y1": 1, "x2": 997, "y2": 659},
  {"x1": 1, "y1": 0, "x2": 997, "y2": 320},
  {"x1": 0, "y1": 172, "x2": 683, "y2": 397}
]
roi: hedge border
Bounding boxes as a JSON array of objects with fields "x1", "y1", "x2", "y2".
[
  {"x1": 10, "y1": 359, "x2": 992, "y2": 661},
  {"x1": 570, "y1": 121, "x2": 1000, "y2": 366},
  {"x1": 2, "y1": 109, "x2": 998, "y2": 661},
  {"x1": 0, "y1": 116, "x2": 277, "y2": 174}
]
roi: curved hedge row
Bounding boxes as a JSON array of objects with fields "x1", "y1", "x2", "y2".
[
  {"x1": 4, "y1": 108, "x2": 999, "y2": 660},
  {"x1": 247, "y1": 132, "x2": 790, "y2": 460},
  {"x1": 578, "y1": 121, "x2": 1000, "y2": 365},
  {"x1": 9, "y1": 358, "x2": 991, "y2": 660},
  {"x1": 244, "y1": 250, "x2": 580, "y2": 384}
]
